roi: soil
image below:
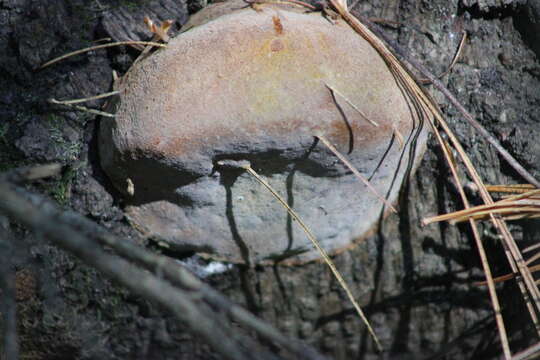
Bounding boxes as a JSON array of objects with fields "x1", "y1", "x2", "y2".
[{"x1": 1, "y1": 0, "x2": 539, "y2": 359}]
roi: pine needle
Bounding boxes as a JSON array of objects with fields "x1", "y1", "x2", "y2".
[
  {"x1": 474, "y1": 264, "x2": 540, "y2": 286},
  {"x1": 326, "y1": 1, "x2": 521, "y2": 355},
  {"x1": 48, "y1": 91, "x2": 119, "y2": 105},
  {"x1": 48, "y1": 99, "x2": 115, "y2": 118},
  {"x1": 486, "y1": 184, "x2": 537, "y2": 194},
  {"x1": 316, "y1": 135, "x2": 397, "y2": 213},
  {"x1": 524, "y1": 243, "x2": 540, "y2": 254},
  {"x1": 526, "y1": 251, "x2": 540, "y2": 267},
  {"x1": 423, "y1": 189, "x2": 540, "y2": 224},
  {"x1": 220, "y1": 161, "x2": 384, "y2": 353},
  {"x1": 324, "y1": 83, "x2": 379, "y2": 127},
  {"x1": 423, "y1": 201, "x2": 540, "y2": 224}
]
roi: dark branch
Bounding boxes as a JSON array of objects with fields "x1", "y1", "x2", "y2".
[
  {"x1": 0, "y1": 179, "x2": 327, "y2": 360},
  {"x1": 0, "y1": 163, "x2": 62, "y2": 183}
]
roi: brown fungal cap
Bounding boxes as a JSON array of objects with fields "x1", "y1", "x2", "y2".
[{"x1": 99, "y1": 1, "x2": 429, "y2": 264}]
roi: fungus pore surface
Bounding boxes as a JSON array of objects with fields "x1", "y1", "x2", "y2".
[{"x1": 99, "y1": 0, "x2": 430, "y2": 264}]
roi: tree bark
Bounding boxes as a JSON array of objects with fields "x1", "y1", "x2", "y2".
[{"x1": 0, "y1": 0, "x2": 539, "y2": 359}]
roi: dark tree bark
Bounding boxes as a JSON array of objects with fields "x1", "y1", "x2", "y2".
[{"x1": 1, "y1": 0, "x2": 539, "y2": 359}]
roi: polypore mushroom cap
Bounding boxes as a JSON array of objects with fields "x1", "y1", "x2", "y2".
[{"x1": 99, "y1": 1, "x2": 429, "y2": 264}]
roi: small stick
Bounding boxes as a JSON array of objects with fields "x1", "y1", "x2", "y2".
[
  {"x1": 316, "y1": 135, "x2": 397, "y2": 213},
  {"x1": 144, "y1": 17, "x2": 173, "y2": 43},
  {"x1": 39, "y1": 41, "x2": 166, "y2": 70},
  {"x1": 423, "y1": 202, "x2": 540, "y2": 225},
  {"x1": 423, "y1": 189, "x2": 540, "y2": 224},
  {"x1": 129, "y1": 18, "x2": 174, "y2": 71},
  {"x1": 0, "y1": 182, "x2": 288, "y2": 360},
  {"x1": 48, "y1": 91, "x2": 119, "y2": 105},
  {"x1": 498, "y1": 189, "x2": 540, "y2": 203},
  {"x1": 48, "y1": 99, "x2": 115, "y2": 118}
]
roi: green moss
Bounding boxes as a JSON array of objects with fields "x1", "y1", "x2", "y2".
[
  {"x1": 46, "y1": 114, "x2": 82, "y2": 162},
  {"x1": 50, "y1": 164, "x2": 79, "y2": 206},
  {"x1": 124, "y1": 1, "x2": 140, "y2": 10}
]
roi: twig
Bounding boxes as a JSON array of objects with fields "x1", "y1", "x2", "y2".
[
  {"x1": 123, "y1": 17, "x2": 174, "y2": 79},
  {"x1": 526, "y1": 252, "x2": 540, "y2": 267},
  {"x1": 49, "y1": 91, "x2": 119, "y2": 105},
  {"x1": 56, "y1": 211, "x2": 326, "y2": 360},
  {"x1": 39, "y1": 41, "x2": 167, "y2": 70},
  {"x1": 524, "y1": 243, "x2": 540, "y2": 254},
  {"x1": 48, "y1": 99, "x2": 115, "y2": 117},
  {"x1": 144, "y1": 17, "x2": 174, "y2": 43},
  {"x1": 0, "y1": 183, "x2": 255, "y2": 360}
]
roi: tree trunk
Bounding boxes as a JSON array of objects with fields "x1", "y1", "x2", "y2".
[{"x1": 1, "y1": 0, "x2": 539, "y2": 359}]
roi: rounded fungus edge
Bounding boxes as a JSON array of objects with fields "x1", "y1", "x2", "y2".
[{"x1": 99, "y1": 0, "x2": 430, "y2": 265}]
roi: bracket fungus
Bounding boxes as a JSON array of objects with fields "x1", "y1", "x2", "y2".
[{"x1": 99, "y1": 0, "x2": 430, "y2": 264}]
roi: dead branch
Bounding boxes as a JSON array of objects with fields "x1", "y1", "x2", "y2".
[
  {"x1": 0, "y1": 163, "x2": 62, "y2": 183},
  {"x1": 0, "y1": 180, "x2": 327, "y2": 360},
  {"x1": 56, "y1": 210, "x2": 326, "y2": 360}
]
